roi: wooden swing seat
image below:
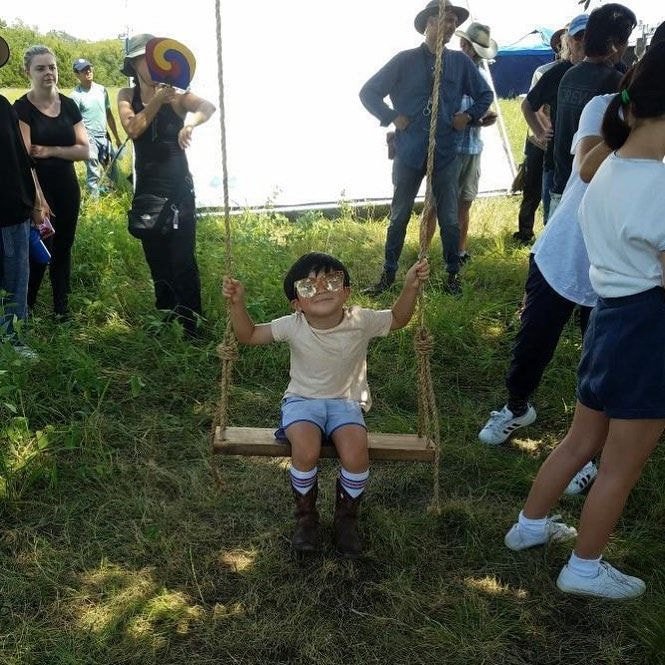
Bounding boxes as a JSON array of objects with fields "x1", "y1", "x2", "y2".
[{"x1": 213, "y1": 426, "x2": 434, "y2": 462}]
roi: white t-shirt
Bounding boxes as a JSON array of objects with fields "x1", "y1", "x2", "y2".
[
  {"x1": 270, "y1": 305, "x2": 393, "y2": 410},
  {"x1": 580, "y1": 153, "x2": 665, "y2": 298},
  {"x1": 531, "y1": 94, "x2": 615, "y2": 307}
]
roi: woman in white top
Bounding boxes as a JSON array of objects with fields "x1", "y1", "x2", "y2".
[{"x1": 502, "y1": 41, "x2": 665, "y2": 600}]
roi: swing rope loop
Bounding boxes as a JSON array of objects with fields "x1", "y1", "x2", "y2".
[
  {"x1": 210, "y1": 0, "x2": 445, "y2": 510},
  {"x1": 415, "y1": 0, "x2": 448, "y2": 513},
  {"x1": 210, "y1": 0, "x2": 237, "y2": 488}
]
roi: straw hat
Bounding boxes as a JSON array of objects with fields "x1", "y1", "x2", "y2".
[{"x1": 455, "y1": 22, "x2": 498, "y2": 59}]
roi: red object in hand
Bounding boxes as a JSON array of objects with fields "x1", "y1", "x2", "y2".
[{"x1": 39, "y1": 217, "x2": 55, "y2": 239}]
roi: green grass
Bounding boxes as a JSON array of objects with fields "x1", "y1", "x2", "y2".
[
  {"x1": 2, "y1": 189, "x2": 665, "y2": 665},
  {"x1": 2, "y1": 94, "x2": 664, "y2": 663}
]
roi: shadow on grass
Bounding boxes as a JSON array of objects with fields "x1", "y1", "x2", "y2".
[{"x1": 1, "y1": 204, "x2": 663, "y2": 664}]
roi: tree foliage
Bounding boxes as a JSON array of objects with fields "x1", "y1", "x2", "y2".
[{"x1": 0, "y1": 20, "x2": 126, "y2": 89}]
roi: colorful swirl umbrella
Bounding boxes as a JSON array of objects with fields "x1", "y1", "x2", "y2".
[{"x1": 145, "y1": 38, "x2": 196, "y2": 90}]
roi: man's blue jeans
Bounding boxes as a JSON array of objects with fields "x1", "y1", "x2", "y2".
[
  {"x1": 385, "y1": 156, "x2": 462, "y2": 275},
  {"x1": 0, "y1": 220, "x2": 30, "y2": 339},
  {"x1": 86, "y1": 135, "x2": 118, "y2": 196}
]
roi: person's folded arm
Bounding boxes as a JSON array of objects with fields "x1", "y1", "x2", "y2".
[
  {"x1": 359, "y1": 55, "x2": 402, "y2": 127},
  {"x1": 578, "y1": 137, "x2": 612, "y2": 183}
]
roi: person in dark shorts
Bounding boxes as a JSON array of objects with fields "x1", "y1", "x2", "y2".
[{"x1": 504, "y1": 41, "x2": 665, "y2": 600}]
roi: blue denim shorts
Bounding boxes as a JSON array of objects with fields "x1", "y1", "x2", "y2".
[{"x1": 280, "y1": 396, "x2": 366, "y2": 437}]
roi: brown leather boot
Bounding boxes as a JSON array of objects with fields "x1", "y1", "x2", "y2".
[
  {"x1": 292, "y1": 483, "x2": 320, "y2": 552},
  {"x1": 333, "y1": 479, "x2": 363, "y2": 559}
]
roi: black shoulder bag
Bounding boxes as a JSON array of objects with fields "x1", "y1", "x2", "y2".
[{"x1": 127, "y1": 181, "x2": 192, "y2": 240}]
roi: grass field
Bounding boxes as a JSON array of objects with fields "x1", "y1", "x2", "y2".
[{"x1": 2, "y1": 94, "x2": 665, "y2": 664}]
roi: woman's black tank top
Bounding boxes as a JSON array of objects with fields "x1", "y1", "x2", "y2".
[{"x1": 131, "y1": 85, "x2": 190, "y2": 198}]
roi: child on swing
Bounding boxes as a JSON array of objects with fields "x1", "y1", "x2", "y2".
[{"x1": 223, "y1": 252, "x2": 429, "y2": 558}]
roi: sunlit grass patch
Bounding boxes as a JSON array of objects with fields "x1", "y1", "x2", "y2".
[{"x1": 1, "y1": 99, "x2": 664, "y2": 663}]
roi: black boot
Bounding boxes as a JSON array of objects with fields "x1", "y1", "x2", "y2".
[
  {"x1": 362, "y1": 271, "x2": 395, "y2": 296},
  {"x1": 292, "y1": 483, "x2": 320, "y2": 552},
  {"x1": 333, "y1": 480, "x2": 363, "y2": 559},
  {"x1": 512, "y1": 231, "x2": 535, "y2": 246},
  {"x1": 444, "y1": 272, "x2": 462, "y2": 296}
]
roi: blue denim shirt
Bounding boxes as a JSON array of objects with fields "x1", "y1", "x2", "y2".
[
  {"x1": 360, "y1": 44, "x2": 493, "y2": 171},
  {"x1": 457, "y1": 66, "x2": 490, "y2": 156},
  {"x1": 457, "y1": 94, "x2": 482, "y2": 155}
]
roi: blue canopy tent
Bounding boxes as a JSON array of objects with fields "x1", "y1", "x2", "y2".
[{"x1": 489, "y1": 28, "x2": 556, "y2": 98}]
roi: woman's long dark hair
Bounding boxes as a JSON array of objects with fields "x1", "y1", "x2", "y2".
[{"x1": 602, "y1": 40, "x2": 665, "y2": 150}]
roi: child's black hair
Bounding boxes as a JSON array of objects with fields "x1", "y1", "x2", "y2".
[
  {"x1": 584, "y1": 3, "x2": 636, "y2": 58},
  {"x1": 283, "y1": 252, "x2": 351, "y2": 301},
  {"x1": 602, "y1": 40, "x2": 665, "y2": 150}
]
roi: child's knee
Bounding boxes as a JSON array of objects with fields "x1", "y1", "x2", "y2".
[
  {"x1": 291, "y1": 447, "x2": 320, "y2": 470},
  {"x1": 333, "y1": 426, "x2": 369, "y2": 471},
  {"x1": 288, "y1": 426, "x2": 323, "y2": 469}
]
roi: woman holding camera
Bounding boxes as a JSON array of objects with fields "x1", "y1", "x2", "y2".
[{"x1": 117, "y1": 34, "x2": 215, "y2": 339}]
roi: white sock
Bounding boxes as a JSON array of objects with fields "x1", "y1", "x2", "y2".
[
  {"x1": 518, "y1": 510, "x2": 547, "y2": 536},
  {"x1": 339, "y1": 467, "x2": 369, "y2": 498},
  {"x1": 568, "y1": 551, "x2": 602, "y2": 578},
  {"x1": 290, "y1": 465, "x2": 318, "y2": 495}
]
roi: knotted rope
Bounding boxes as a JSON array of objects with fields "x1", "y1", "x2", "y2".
[
  {"x1": 210, "y1": 0, "x2": 446, "y2": 511},
  {"x1": 416, "y1": 0, "x2": 448, "y2": 514},
  {"x1": 210, "y1": 0, "x2": 238, "y2": 487}
]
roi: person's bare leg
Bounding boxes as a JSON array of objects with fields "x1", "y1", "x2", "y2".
[
  {"x1": 574, "y1": 417, "x2": 665, "y2": 558},
  {"x1": 287, "y1": 421, "x2": 322, "y2": 471},
  {"x1": 523, "y1": 402, "x2": 608, "y2": 519},
  {"x1": 333, "y1": 424, "x2": 369, "y2": 474}
]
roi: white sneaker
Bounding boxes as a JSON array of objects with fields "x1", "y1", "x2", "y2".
[
  {"x1": 504, "y1": 515, "x2": 577, "y2": 551},
  {"x1": 557, "y1": 561, "x2": 646, "y2": 599},
  {"x1": 479, "y1": 404, "x2": 537, "y2": 445},
  {"x1": 564, "y1": 461, "x2": 598, "y2": 496}
]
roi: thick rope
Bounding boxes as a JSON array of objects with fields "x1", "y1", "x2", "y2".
[
  {"x1": 208, "y1": 0, "x2": 443, "y2": 509},
  {"x1": 416, "y1": 0, "x2": 448, "y2": 514},
  {"x1": 210, "y1": 0, "x2": 237, "y2": 487}
]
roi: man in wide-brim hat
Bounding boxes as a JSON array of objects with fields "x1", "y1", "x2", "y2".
[
  {"x1": 360, "y1": 0, "x2": 493, "y2": 296},
  {"x1": 414, "y1": 0, "x2": 469, "y2": 34},
  {"x1": 452, "y1": 22, "x2": 498, "y2": 266},
  {"x1": 455, "y1": 22, "x2": 498, "y2": 60}
]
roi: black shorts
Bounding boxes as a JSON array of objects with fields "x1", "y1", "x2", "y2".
[{"x1": 577, "y1": 287, "x2": 665, "y2": 419}]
